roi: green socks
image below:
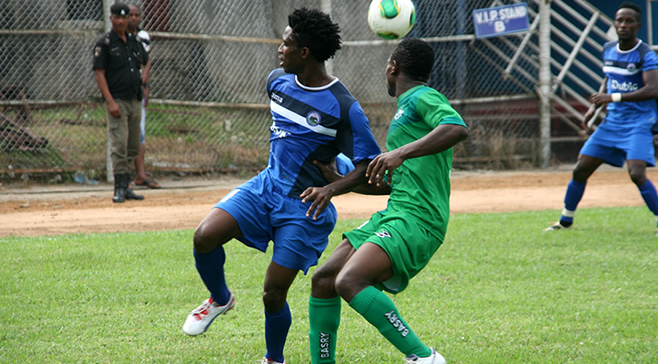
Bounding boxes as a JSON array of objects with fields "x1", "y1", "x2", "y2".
[
  {"x1": 349, "y1": 286, "x2": 431, "y2": 358},
  {"x1": 309, "y1": 296, "x2": 341, "y2": 364},
  {"x1": 309, "y1": 287, "x2": 431, "y2": 361}
]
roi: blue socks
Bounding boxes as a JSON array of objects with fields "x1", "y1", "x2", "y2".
[
  {"x1": 560, "y1": 179, "x2": 587, "y2": 226},
  {"x1": 638, "y1": 180, "x2": 658, "y2": 216},
  {"x1": 265, "y1": 302, "x2": 291, "y2": 363},
  {"x1": 194, "y1": 247, "x2": 231, "y2": 305},
  {"x1": 559, "y1": 178, "x2": 658, "y2": 227}
]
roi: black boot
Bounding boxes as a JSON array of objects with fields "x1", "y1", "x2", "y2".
[
  {"x1": 112, "y1": 174, "x2": 126, "y2": 203},
  {"x1": 123, "y1": 174, "x2": 144, "y2": 201}
]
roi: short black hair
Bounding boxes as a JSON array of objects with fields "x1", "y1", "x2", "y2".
[
  {"x1": 391, "y1": 38, "x2": 435, "y2": 82},
  {"x1": 288, "y1": 8, "x2": 341, "y2": 62},
  {"x1": 618, "y1": 2, "x2": 642, "y2": 22}
]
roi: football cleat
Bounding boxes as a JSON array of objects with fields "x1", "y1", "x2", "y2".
[
  {"x1": 183, "y1": 292, "x2": 235, "y2": 336},
  {"x1": 260, "y1": 357, "x2": 285, "y2": 364},
  {"x1": 404, "y1": 348, "x2": 446, "y2": 364},
  {"x1": 543, "y1": 221, "x2": 571, "y2": 232}
]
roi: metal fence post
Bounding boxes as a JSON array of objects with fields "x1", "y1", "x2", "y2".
[
  {"x1": 539, "y1": 0, "x2": 552, "y2": 168},
  {"x1": 103, "y1": 0, "x2": 114, "y2": 183}
]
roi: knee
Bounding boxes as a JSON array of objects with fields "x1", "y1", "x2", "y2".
[
  {"x1": 334, "y1": 271, "x2": 361, "y2": 302},
  {"x1": 193, "y1": 223, "x2": 216, "y2": 254},
  {"x1": 262, "y1": 286, "x2": 287, "y2": 312},
  {"x1": 631, "y1": 173, "x2": 647, "y2": 187},
  {"x1": 572, "y1": 167, "x2": 590, "y2": 183},
  {"x1": 629, "y1": 170, "x2": 647, "y2": 186},
  {"x1": 311, "y1": 266, "x2": 338, "y2": 297}
]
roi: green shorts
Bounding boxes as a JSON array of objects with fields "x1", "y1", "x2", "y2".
[{"x1": 344, "y1": 211, "x2": 444, "y2": 294}]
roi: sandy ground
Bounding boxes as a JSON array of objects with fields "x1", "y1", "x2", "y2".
[{"x1": 0, "y1": 165, "x2": 653, "y2": 238}]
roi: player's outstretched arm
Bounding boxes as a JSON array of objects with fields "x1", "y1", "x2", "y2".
[
  {"x1": 367, "y1": 123, "x2": 468, "y2": 186},
  {"x1": 301, "y1": 160, "x2": 371, "y2": 220}
]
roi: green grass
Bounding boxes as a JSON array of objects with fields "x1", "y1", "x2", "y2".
[{"x1": 1, "y1": 207, "x2": 656, "y2": 363}]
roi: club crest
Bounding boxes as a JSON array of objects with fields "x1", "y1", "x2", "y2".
[{"x1": 306, "y1": 111, "x2": 321, "y2": 126}]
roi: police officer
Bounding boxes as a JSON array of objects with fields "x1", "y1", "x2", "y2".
[{"x1": 93, "y1": 2, "x2": 148, "y2": 203}]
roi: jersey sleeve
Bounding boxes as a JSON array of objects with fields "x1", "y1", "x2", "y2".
[
  {"x1": 137, "y1": 30, "x2": 151, "y2": 53},
  {"x1": 642, "y1": 49, "x2": 658, "y2": 72},
  {"x1": 92, "y1": 37, "x2": 108, "y2": 70},
  {"x1": 416, "y1": 91, "x2": 467, "y2": 129},
  {"x1": 340, "y1": 101, "x2": 381, "y2": 164},
  {"x1": 266, "y1": 68, "x2": 285, "y2": 98}
]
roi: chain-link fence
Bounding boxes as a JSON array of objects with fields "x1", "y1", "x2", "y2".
[{"x1": 1, "y1": 0, "x2": 594, "y2": 182}]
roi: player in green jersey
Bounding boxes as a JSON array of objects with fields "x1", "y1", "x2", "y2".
[{"x1": 300, "y1": 38, "x2": 468, "y2": 364}]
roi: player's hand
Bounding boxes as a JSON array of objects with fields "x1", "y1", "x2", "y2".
[
  {"x1": 300, "y1": 186, "x2": 336, "y2": 220},
  {"x1": 366, "y1": 150, "x2": 403, "y2": 186},
  {"x1": 589, "y1": 92, "x2": 611, "y2": 106},
  {"x1": 108, "y1": 100, "x2": 121, "y2": 118},
  {"x1": 581, "y1": 106, "x2": 595, "y2": 132},
  {"x1": 313, "y1": 158, "x2": 342, "y2": 183}
]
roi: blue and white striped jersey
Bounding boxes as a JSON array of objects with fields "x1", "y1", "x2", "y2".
[
  {"x1": 602, "y1": 40, "x2": 658, "y2": 127},
  {"x1": 265, "y1": 68, "x2": 381, "y2": 198}
]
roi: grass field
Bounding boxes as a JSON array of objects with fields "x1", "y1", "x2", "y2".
[{"x1": 1, "y1": 207, "x2": 657, "y2": 363}]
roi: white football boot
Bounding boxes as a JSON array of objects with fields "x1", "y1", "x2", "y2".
[
  {"x1": 404, "y1": 348, "x2": 447, "y2": 364},
  {"x1": 259, "y1": 357, "x2": 285, "y2": 364},
  {"x1": 182, "y1": 292, "x2": 235, "y2": 336}
]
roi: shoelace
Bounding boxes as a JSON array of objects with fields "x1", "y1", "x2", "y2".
[
  {"x1": 191, "y1": 301, "x2": 213, "y2": 318},
  {"x1": 404, "y1": 355, "x2": 419, "y2": 363}
]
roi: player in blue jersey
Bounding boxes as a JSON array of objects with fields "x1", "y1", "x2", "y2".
[
  {"x1": 181, "y1": 8, "x2": 381, "y2": 364},
  {"x1": 546, "y1": 2, "x2": 658, "y2": 233}
]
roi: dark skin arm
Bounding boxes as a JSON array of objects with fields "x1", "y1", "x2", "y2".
[
  {"x1": 367, "y1": 123, "x2": 469, "y2": 187},
  {"x1": 312, "y1": 158, "x2": 392, "y2": 195},
  {"x1": 581, "y1": 77, "x2": 607, "y2": 132},
  {"x1": 94, "y1": 68, "x2": 120, "y2": 118},
  {"x1": 584, "y1": 69, "x2": 658, "y2": 131},
  {"x1": 142, "y1": 59, "x2": 151, "y2": 107},
  {"x1": 302, "y1": 123, "x2": 468, "y2": 219},
  {"x1": 300, "y1": 160, "x2": 371, "y2": 220}
]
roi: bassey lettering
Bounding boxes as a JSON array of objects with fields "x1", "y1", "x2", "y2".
[
  {"x1": 384, "y1": 311, "x2": 409, "y2": 337},
  {"x1": 319, "y1": 332, "x2": 331, "y2": 358}
]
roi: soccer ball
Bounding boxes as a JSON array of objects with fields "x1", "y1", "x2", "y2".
[{"x1": 367, "y1": 0, "x2": 416, "y2": 39}]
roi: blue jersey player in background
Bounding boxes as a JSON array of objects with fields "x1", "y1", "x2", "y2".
[
  {"x1": 545, "y1": 2, "x2": 658, "y2": 233},
  {"x1": 181, "y1": 8, "x2": 380, "y2": 364}
]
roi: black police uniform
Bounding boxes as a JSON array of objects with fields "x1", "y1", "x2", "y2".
[{"x1": 93, "y1": 28, "x2": 148, "y2": 202}]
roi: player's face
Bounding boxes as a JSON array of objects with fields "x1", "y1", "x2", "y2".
[
  {"x1": 278, "y1": 26, "x2": 303, "y2": 74},
  {"x1": 614, "y1": 8, "x2": 641, "y2": 42},
  {"x1": 385, "y1": 56, "x2": 396, "y2": 97}
]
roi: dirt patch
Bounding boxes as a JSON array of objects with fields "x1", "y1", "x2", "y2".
[{"x1": 0, "y1": 167, "x2": 653, "y2": 237}]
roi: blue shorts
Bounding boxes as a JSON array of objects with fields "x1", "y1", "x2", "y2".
[
  {"x1": 580, "y1": 122, "x2": 655, "y2": 167},
  {"x1": 214, "y1": 172, "x2": 337, "y2": 274}
]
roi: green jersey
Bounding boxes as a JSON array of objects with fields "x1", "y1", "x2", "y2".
[{"x1": 383, "y1": 85, "x2": 466, "y2": 240}]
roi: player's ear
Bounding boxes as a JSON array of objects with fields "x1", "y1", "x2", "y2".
[
  {"x1": 300, "y1": 46, "x2": 311, "y2": 60},
  {"x1": 390, "y1": 60, "x2": 400, "y2": 75}
]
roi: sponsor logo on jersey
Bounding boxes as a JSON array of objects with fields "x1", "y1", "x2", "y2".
[
  {"x1": 375, "y1": 230, "x2": 391, "y2": 238},
  {"x1": 384, "y1": 311, "x2": 410, "y2": 337},
  {"x1": 319, "y1": 332, "x2": 331, "y2": 358},
  {"x1": 271, "y1": 93, "x2": 283, "y2": 104},
  {"x1": 306, "y1": 111, "x2": 321, "y2": 126},
  {"x1": 610, "y1": 79, "x2": 639, "y2": 92},
  {"x1": 394, "y1": 108, "x2": 405, "y2": 120},
  {"x1": 270, "y1": 124, "x2": 290, "y2": 138}
]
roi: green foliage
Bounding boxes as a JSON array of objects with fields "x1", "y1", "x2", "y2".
[{"x1": 0, "y1": 208, "x2": 656, "y2": 363}]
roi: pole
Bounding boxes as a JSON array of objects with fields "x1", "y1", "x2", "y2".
[{"x1": 538, "y1": 0, "x2": 552, "y2": 168}]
